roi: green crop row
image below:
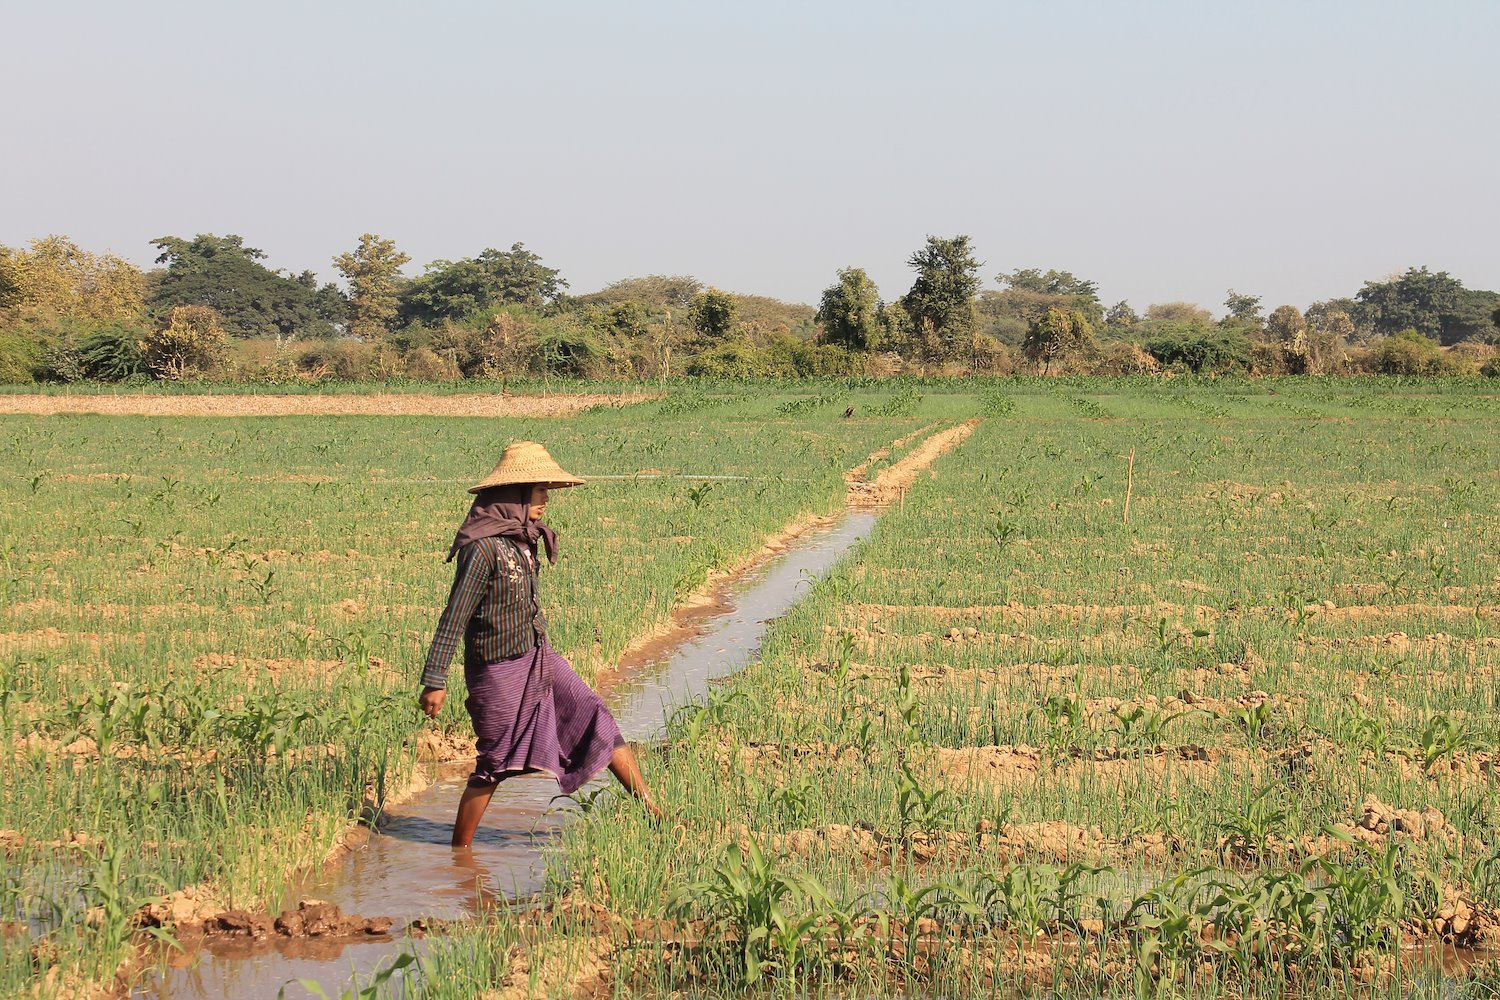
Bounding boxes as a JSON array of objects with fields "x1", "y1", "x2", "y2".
[
  {"x1": 0, "y1": 394, "x2": 926, "y2": 996},
  {"x1": 426, "y1": 384, "x2": 1500, "y2": 998}
]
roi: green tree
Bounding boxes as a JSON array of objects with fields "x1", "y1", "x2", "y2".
[
  {"x1": 980, "y1": 267, "x2": 1103, "y2": 348},
  {"x1": 0, "y1": 250, "x2": 22, "y2": 311},
  {"x1": 1356, "y1": 266, "x2": 1500, "y2": 344},
  {"x1": 401, "y1": 243, "x2": 567, "y2": 325},
  {"x1": 1022, "y1": 307, "x2": 1095, "y2": 374},
  {"x1": 1104, "y1": 300, "x2": 1138, "y2": 334},
  {"x1": 333, "y1": 234, "x2": 411, "y2": 340},
  {"x1": 815, "y1": 267, "x2": 881, "y2": 351},
  {"x1": 1265, "y1": 304, "x2": 1306, "y2": 343},
  {"x1": 1307, "y1": 299, "x2": 1363, "y2": 339},
  {"x1": 578, "y1": 275, "x2": 703, "y2": 310},
  {"x1": 152, "y1": 234, "x2": 340, "y2": 339},
  {"x1": 1266, "y1": 304, "x2": 1313, "y2": 373},
  {"x1": 901, "y1": 235, "x2": 982, "y2": 361},
  {"x1": 1223, "y1": 289, "x2": 1264, "y2": 328},
  {"x1": 687, "y1": 288, "x2": 738, "y2": 346}
]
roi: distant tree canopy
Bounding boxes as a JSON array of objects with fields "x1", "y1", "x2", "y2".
[
  {"x1": 10, "y1": 228, "x2": 1500, "y2": 384},
  {"x1": 3, "y1": 236, "x2": 146, "y2": 323},
  {"x1": 1222, "y1": 289, "x2": 1265, "y2": 329},
  {"x1": 1355, "y1": 267, "x2": 1500, "y2": 344},
  {"x1": 399, "y1": 243, "x2": 567, "y2": 326},
  {"x1": 332, "y1": 234, "x2": 410, "y2": 340},
  {"x1": 901, "y1": 235, "x2": 983, "y2": 361},
  {"x1": 1022, "y1": 307, "x2": 1096, "y2": 374},
  {"x1": 816, "y1": 267, "x2": 882, "y2": 351},
  {"x1": 686, "y1": 288, "x2": 738, "y2": 347},
  {"x1": 152, "y1": 234, "x2": 344, "y2": 339},
  {"x1": 576, "y1": 275, "x2": 703, "y2": 311},
  {"x1": 979, "y1": 268, "x2": 1103, "y2": 348}
]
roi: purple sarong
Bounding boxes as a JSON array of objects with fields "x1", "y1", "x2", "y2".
[{"x1": 462, "y1": 638, "x2": 624, "y2": 794}]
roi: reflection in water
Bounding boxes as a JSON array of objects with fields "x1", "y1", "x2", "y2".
[{"x1": 139, "y1": 511, "x2": 879, "y2": 1000}]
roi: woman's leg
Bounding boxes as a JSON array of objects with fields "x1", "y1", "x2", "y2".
[
  {"x1": 452, "y1": 783, "x2": 498, "y2": 847},
  {"x1": 608, "y1": 744, "x2": 664, "y2": 820}
]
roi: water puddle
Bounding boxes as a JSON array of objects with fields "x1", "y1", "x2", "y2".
[{"x1": 137, "y1": 510, "x2": 879, "y2": 999}]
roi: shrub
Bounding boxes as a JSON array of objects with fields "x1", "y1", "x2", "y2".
[
  {"x1": 297, "y1": 339, "x2": 376, "y2": 380},
  {"x1": 142, "y1": 305, "x2": 228, "y2": 379},
  {"x1": 685, "y1": 340, "x2": 774, "y2": 378},
  {"x1": 77, "y1": 322, "x2": 148, "y2": 380},
  {"x1": 532, "y1": 326, "x2": 607, "y2": 377},
  {"x1": 1369, "y1": 329, "x2": 1444, "y2": 375},
  {"x1": 1482, "y1": 356, "x2": 1500, "y2": 378},
  {"x1": 1145, "y1": 326, "x2": 1251, "y2": 374},
  {"x1": 0, "y1": 330, "x2": 41, "y2": 382},
  {"x1": 1246, "y1": 341, "x2": 1292, "y2": 376},
  {"x1": 403, "y1": 346, "x2": 460, "y2": 381},
  {"x1": 1094, "y1": 341, "x2": 1159, "y2": 375}
]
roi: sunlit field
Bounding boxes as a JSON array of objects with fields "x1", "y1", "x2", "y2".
[{"x1": 2, "y1": 377, "x2": 1498, "y2": 998}]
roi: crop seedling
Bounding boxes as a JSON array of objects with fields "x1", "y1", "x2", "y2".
[
  {"x1": 1111, "y1": 704, "x2": 1193, "y2": 747},
  {"x1": 668, "y1": 839, "x2": 832, "y2": 985},
  {"x1": 278, "y1": 952, "x2": 417, "y2": 1000},
  {"x1": 1216, "y1": 781, "x2": 1290, "y2": 861},
  {"x1": 1417, "y1": 713, "x2": 1470, "y2": 769},
  {"x1": 829, "y1": 630, "x2": 856, "y2": 688},
  {"x1": 770, "y1": 774, "x2": 818, "y2": 825},
  {"x1": 669, "y1": 688, "x2": 747, "y2": 748},
  {"x1": 1231, "y1": 700, "x2": 1274, "y2": 746},
  {"x1": 895, "y1": 757, "x2": 954, "y2": 842}
]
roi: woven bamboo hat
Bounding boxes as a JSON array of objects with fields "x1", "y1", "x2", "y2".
[{"x1": 469, "y1": 441, "x2": 585, "y2": 494}]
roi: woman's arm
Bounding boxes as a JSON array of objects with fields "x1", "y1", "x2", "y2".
[{"x1": 419, "y1": 540, "x2": 497, "y2": 691}]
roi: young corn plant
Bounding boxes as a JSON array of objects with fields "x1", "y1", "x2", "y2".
[
  {"x1": 973, "y1": 864, "x2": 1052, "y2": 939},
  {"x1": 880, "y1": 873, "x2": 982, "y2": 967},
  {"x1": 1310, "y1": 836, "x2": 1406, "y2": 959},
  {"x1": 895, "y1": 758, "x2": 954, "y2": 844},
  {"x1": 1216, "y1": 781, "x2": 1290, "y2": 862},
  {"x1": 667, "y1": 839, "x2": 832, "y2": 985},
  {"x1": 1110, "y1": 704, "x2": 1193, "y2": 748},
  {"x1": 1417, "y1": 713, "x2": 1471, "y2": 769}
]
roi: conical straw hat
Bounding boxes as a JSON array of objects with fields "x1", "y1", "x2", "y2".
[{"x1": 469, "y1": 441, "x2": 585, "y2": 493}]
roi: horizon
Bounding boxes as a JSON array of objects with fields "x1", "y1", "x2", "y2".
[{"x1": 4, "y1": 0, "x2": 1497, "y2": 315}]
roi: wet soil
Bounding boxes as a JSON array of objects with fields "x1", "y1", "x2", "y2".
[{"x1": 135, "y1": 510, "x2": 881, "y2": 999}]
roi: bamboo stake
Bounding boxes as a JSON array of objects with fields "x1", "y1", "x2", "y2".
[{"x1": 1123, "y1": 449, "x2": 1136, "y2": 524}]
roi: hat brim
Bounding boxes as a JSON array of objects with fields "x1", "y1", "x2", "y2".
[{"x1": 468, "y1": 474, "x2": 585, "y2": 494}]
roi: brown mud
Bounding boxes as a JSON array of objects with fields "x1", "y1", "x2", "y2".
[
  {"x1": 151, "y1": 900, "x2": 394, "y2": 961},
  {"x1": 0, "y1": 392, "x2": 650, "y2": 418}
]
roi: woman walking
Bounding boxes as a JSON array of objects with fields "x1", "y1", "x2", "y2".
[{"x1": 418, "y1": 441, "x2": 662, "y2": 847}]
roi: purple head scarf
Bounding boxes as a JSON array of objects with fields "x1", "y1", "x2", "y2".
[{"x1": 446, "y1": 484, "x2": 558, "y2": 565}]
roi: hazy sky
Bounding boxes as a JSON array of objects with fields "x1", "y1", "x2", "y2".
[{"x1": 5, "y1": 0, "x2": 1497, "y2": 314}]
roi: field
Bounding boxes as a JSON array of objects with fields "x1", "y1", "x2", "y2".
[{"x1": 2, "y1": 377, "x2": 1499, "y2": 999}]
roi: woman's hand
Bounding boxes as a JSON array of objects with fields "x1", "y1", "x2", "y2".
[{"x1": 419, "y1": 687, "x2": 446, "y2": 718}]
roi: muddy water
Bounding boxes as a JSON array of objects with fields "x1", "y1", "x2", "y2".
[{"x1": 137, "y1": 510, "x2": 879, "y2": 1000}]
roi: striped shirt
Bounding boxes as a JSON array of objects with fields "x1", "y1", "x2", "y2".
[{"x1": 420, "y1": 536, "x2": 546, "y2": 689}]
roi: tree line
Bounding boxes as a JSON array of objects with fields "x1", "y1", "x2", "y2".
[{"x1": 2, "y1": 232, "x2": 1497, "y2": 384}]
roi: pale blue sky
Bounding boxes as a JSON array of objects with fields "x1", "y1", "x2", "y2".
[{"x1": 4, "y1": 0, "x2": 1496, "y2": 314}]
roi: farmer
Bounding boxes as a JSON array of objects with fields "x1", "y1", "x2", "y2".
[{"x1": 418, "y1": 440, "x2": 662, "y2": 847}]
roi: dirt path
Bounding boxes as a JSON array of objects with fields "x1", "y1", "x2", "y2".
[
  {"x1": 0, "y1": 392, "x2": 651, "y2": 417},
  {"x1": 846, "y1": 419, "x2": 980, "y2": 506}
]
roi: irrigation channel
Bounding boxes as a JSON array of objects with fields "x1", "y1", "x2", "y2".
[{"x1": 137, "y1": 509, "x2": 881, "y2": 1000}]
